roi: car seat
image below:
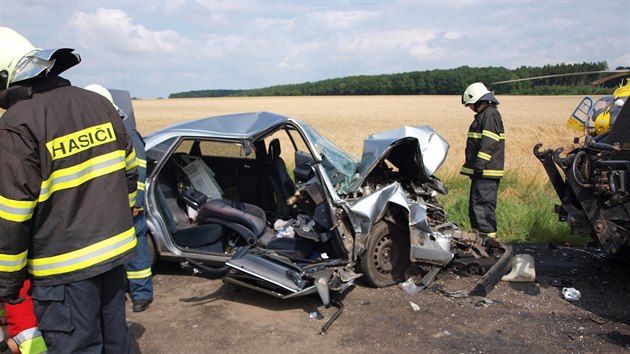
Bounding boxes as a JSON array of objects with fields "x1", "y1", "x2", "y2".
[
  {"x1": 267, "y1": 139, "x2": 296, "y2": 218},
  {"x1": 155, "y1": 182, "x2": 225, "y2": 253},
  {"x1": 196, "y1": 199, "x2": 315, "y2": 259},
  {"x1": 196, "y1": 199, "x2": 271, "y2": 245}
]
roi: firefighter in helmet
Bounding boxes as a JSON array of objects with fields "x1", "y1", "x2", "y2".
[
  {"x1": 0, "y1": 27, "x2": 137, "y2": 352},
  {"x1": 460, "y1": 82, "x2": 505, "y2": 242},
  {"x1": 84, "y1": 84, "x2": 154, "y2": 313}
]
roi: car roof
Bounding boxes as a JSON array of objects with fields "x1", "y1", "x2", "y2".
[{"x1": 144, "y1": 111, "x2": 293, "y2": 146}]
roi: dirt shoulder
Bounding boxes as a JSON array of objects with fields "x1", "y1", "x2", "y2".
[{"x1": 126, "y1": 244, "x2": 630, "y2": 353}]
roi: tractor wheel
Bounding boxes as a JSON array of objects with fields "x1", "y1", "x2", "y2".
[{"x1": 360, "y1": 221, "x2": 410, "y2": 287}]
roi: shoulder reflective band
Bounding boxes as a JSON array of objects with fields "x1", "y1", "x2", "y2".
[
  {"x1": 477, "y1": 151, "x2": 492, "y2": 161},
  {"x1": 39, "y1": 150, "x2": 127, "y2": 203},
  {"x1": 28, "y1": 226, "x2": 136, "y2": 277},
  {"x1": 126, "y1": 149, "x2": 137, "y2": 170},
  {"x1": 0, "y1": 196, "x2": 37, "y2": 222},
  {"x1": 467, "y1": 132, "x2": 482, "y2": 139},
  {"x1": 126, "y1": 267, "x2": 152, "y2": 279},
  {"x1": 0, "y1": 250, "x2": 28, "y2": 272},
  {"x1": 13, "y1": 327, "x2": 47, "y2": 354},
  {"x1": 46, "y1": 122, "x2": 117, "y2": 161}
]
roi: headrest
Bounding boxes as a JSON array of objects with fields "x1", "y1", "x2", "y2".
[{"x1": 269, "y1": 139, "x2": 281, "y2": 159}]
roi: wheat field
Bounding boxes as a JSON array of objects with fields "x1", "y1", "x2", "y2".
[{"x1": 133, "y1": 95, "x2": 587, "y2": 182}]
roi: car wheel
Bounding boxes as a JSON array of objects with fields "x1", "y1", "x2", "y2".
[
  {"x1": 359, "y1": 221, "x2": 410, "y2": 287},
  {"x1": 147, "y1": 233, "x2": 159, "y2": 267}
]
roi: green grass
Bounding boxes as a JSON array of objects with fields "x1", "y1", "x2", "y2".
[{"x1": 437, "y1": 174, "x2": 591, "y2": 246}]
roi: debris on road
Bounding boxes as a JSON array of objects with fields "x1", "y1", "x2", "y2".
[
  {"x1": 474, "y1": 299, "x2": 498, "y2": 307},
  {"x1": 501, "y1": 254, "x2": 536, "y2": 282},
  {"x1": 562, "y1": 287, "x2": 581, "y2": 301},
  {"x1": 409, "y1": 301, "x2": 420, "y2": 311},
  {"x1": 309, "y1": 310, "x2": 324, "y2": 320}
]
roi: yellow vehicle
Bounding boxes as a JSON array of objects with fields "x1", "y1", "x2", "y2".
[
  {"x1": 566, "y1": 79, "x2": 630, "y2": 135},
  {"x1": 492, "y1": 67, "x2": 630, "y2": 135}
]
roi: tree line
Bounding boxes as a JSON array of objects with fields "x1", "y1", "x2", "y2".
[{"x1": 169, "y1": 62, "x2": 620, "y2": 98}]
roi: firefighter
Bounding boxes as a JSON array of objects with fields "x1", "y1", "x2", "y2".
[
  {"x1": 0, "y1": 27, "x2": 138, "y2": 352},
  {"x1": 460, "y1": 82, "x2": 505, "y2": 242},
  {"x1": 84, "y1": 84, "x2": 153, "y2": 313}
]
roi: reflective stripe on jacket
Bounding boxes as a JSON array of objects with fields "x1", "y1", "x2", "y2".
[
  {"x1": 6, "y1": 280, "x2": 47, "y2": 354},
  {"x1": 124, "y1": 124, "x2": 146, "y2": 210},
  {"x1": 460, "y1": 105, "x2": 505, "y2": 179},
  {"x1": 13, "y1": 327, "x2": 47, "y2": 354},
  {"x1": 0, "y1": 76, "x2": 137, "y2": 295}
]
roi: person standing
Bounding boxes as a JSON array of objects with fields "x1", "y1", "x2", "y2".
[
  {"x1": 0, "y1": 27, "x2": 138, "y2": 353},
  {"x1": 84, "y1": 84, "x2": 153, "y2": 313},
  {"x1": 460, "y1": 82, "x2": 505, "y2": 242}
]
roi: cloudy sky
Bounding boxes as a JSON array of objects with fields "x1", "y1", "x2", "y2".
[{"x1": 1, "y1": 1, "x2": 628, "y2": 98}]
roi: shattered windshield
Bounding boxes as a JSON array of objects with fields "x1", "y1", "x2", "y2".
[{"x1": 302, "y1": 123, "x2": 359, "y2": 188}]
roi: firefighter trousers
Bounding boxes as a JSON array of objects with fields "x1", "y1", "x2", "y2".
[
  {"x1": 125, "y1": 211, "x2": 153, "y2": 301},
  {"x1": 31, "y1": 265, "x2": 130, "y2": 354},
  {"x1": 469, "y1": 177, "x2": 500, "y2": 236}
]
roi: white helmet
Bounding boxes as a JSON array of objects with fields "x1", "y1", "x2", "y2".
[
  {"x1": 84, "y1": 84, "x2": 120, "y2": 111},
  {"x1": 461, "y1": 82, "x2": 498, "y2": 106},
  {"x1": 0, "y1": 27, "x2": 80, "y2": 90},
  {"x1": 83, "y1": 84, "x2": 130, "y2": 124}
]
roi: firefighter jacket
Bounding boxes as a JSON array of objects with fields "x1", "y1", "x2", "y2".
[
  {"x1": 460, "y1": 104, "x2": 505, "y2": 179},
  {"x1": 0, "y1": 76, "x2": 138, "y2": 298},
  {"x1": 123, "y1": 120, "x2": 146, "y2": 210}
]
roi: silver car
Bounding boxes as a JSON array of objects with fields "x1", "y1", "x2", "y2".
[{"x1": 112, "y1": 92, "x2": 510, "y2": 313}]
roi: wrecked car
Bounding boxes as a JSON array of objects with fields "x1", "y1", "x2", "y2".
[
  {"x1": 131, "y1": 106, "x2": 512, "y2": 308},
  {"x1": 104, "y1": 81, "x2": 513, "y2": 317}
]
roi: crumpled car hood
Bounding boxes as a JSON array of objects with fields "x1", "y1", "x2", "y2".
[{"x1": 343, "y1": 126, "x2": 449, "y2": 193}]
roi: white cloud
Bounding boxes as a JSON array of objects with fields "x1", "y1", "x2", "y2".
[
  {"x1": 68, "y1": 8, "x2": 185, "y2": 56},
  {"x1": 333, "y1": 29, "x2": 437, "y2": 58},
  {"x1": 254, "y1": 17, "x2": 295, "y2": 32},
  {"x1": 444, "y1": 31, "x2": 464, "y2": 40},
  {"x1": 161, "y1": 0, "x2": 187, "y2": 12},
  {"x1": 276, "y1": 42, "x2": 322, "y2": 72},
  {"x1": 200, "y1": 34, "x2": 248, "y2": 58},
  {"x1": 3, "y1": 0, "x2": 625, "y2": 98},
  {"x1": 310, "y1": 10, "x2": 380, "y2": 31}
]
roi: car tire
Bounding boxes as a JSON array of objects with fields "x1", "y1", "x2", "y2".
[
  {"x1": 147, "y1": 233, "x2": 159, "y2": 267},
  {"x1": 359, "y1": 220, "x2": 410, "y2": 287}
]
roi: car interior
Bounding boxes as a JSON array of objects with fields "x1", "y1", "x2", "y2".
[{"x1": 151, "y1": 131, "x2": 326, "y2": 260}]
